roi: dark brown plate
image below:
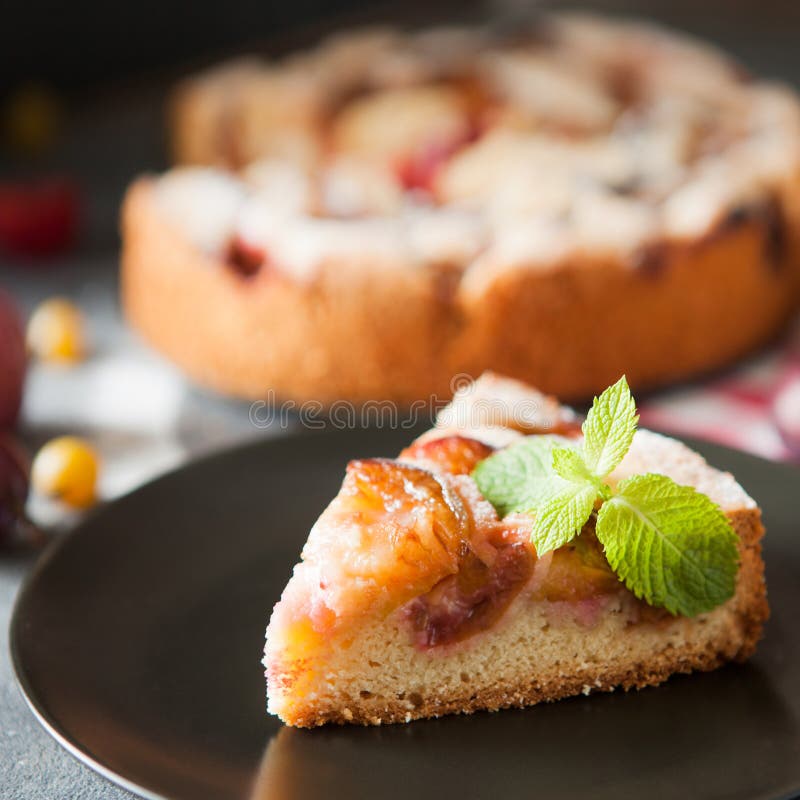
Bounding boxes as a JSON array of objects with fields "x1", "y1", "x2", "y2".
[{"x1": 10, "y1": 428, "x2": 800, "y2": 800}]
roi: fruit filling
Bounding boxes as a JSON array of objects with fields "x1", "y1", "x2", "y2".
[
  {"x1": 401, "y1": 520, "x2": 626, "y2": 650},
  {"x1": 403, "y1": 538, "x2": 534, "y2": 648},
  {"x1": 531, "y1": 525, "x2": 621, "y2": 604}
]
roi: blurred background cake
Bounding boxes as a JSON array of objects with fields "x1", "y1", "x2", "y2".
[{"x1": 123, "y1": 13, "x2": 800, "y2": 404}]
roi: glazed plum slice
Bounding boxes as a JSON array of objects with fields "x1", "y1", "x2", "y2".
[
  {"x1": 533, "y1": 525, "x2": 622, "y2": 603},
  {"x1": 399, "y1": 435, "x2": 495, "y2": 475},
  {"x1": 302, "y1": 458, "x2": 475, "y2": 618},
  {"x1": 404, "y1": 538, "x2": 535, "y2": 648}
]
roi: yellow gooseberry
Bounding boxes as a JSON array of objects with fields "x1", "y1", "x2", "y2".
[
  {"x1": 31, "y1": 436, "x2": 99, "y2": 509},
  {"x1": 26, "y1": 298, "x2": 86, "y2": 363}
]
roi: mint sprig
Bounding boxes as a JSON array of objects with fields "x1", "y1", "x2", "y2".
[
  {"x1": 598, "y1": 474, "x2": 739, "y2": 616},
  {"x1": 472, "y1": 376, "x2": 739, "y2": 617},
  {"x1": 471, "y1": 435, "x2": 574, "y2": 517},
  {"x1": 581, "y1": 375, "x2": 638, "y2": 479},
  {"x1": 531, "y1": 482, "x2": 598, "y2": 555}
]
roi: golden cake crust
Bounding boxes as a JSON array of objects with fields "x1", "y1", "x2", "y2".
[{"x1": 121, "y1": 177, "x2": 799, "y2": 404}]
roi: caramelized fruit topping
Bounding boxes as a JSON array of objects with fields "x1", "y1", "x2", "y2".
[
  {"x1": 399, "y1": 435, "x2": 495, "y2": 475},
  {"x1": 331, "y1": 458, "x2": 473, "y2": 598}
]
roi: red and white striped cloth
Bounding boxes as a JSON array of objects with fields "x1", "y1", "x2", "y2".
[{"x1": 640, "y1": 318, "x2": 800, "y2": 462}]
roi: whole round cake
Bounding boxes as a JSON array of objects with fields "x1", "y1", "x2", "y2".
[{"x1": 121, "y1": 13, "x2": 800, "y2": 404}]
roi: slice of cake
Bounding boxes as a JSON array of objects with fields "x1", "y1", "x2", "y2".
[{"x1": 263, "y1": 373, "x2": 768, "y2": 726}]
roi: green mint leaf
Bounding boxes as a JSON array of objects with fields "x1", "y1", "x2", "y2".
[
  {"x1": 474, "y1": 437, "x2": 600, "y2": 554},
  {"x1": 472, "y1": 436, "x2": 576, "y2": 517},
  {"x1": 552, "y1": 447, "x2": 592, "y2": 483},
  {"x1": 595, "y1": 473, "x2": 739, "y2": 617},
  {"x1": 552, "y1": 446, "x2": 611, "y2": 500},
  {"x1": 582, "y1": 375, "x2": 638, "y2": 479},
  {"x1": 531, "y1": 482, "x2": 597, "y2": 555}
]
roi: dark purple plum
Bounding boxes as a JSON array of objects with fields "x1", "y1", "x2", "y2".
[
  {"x1": 0, "y1": 434, "x2": 29, "y2": 545},
  {"x1": 0, "y1": 289, "x2": 26, "y2": 429}
]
